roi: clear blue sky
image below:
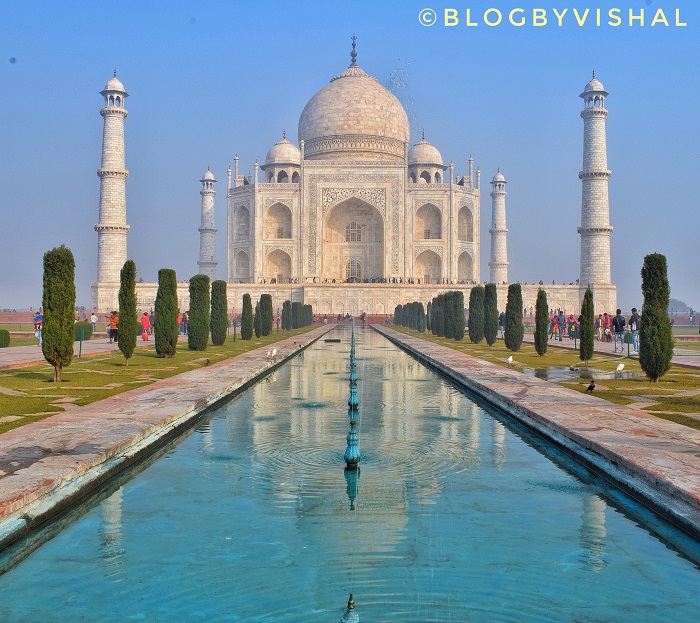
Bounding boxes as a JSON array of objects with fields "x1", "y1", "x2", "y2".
[{"x1": 1, "y1": 0, "x2": 698, "y2": 311}]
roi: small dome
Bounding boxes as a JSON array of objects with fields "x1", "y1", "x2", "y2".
[
  {"x1": 408, "y1": 139, "x2": 443, "y2": 166},
  {"x1": 104, "y1": 75, "x2": 125, "y2": 92},
  {"x1": 265, "y1": 138, "x2": 301, "y2": 165},
  {"x1": 492, "y1": 170, "x2": 506, "y2": 182},
  {"x1": 202, "y1": 169, "x2": 216, "y2": 181},
  {"x1": 584, "y1": 77, "x2": 605, "y2": 92}
]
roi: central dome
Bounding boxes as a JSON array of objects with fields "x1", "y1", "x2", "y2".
[{"x1": 298, "y1": 63, "x2": 410, "y2": 162}]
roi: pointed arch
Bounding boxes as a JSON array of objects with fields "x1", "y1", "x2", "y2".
[
  {"x1": 416, "y1": 203, "x2": 441, "y2": 240},
  {"x1": 233, "y1": 251, "x2": 250, "y2": 283},
  {"x1": 266, "y1": 249, "x2": 292, "y2": 283},
  {"x1": 234, "y1": 205, "x2": 250, "y2": 241},
  {"x1": 458, "y1": 206, "x2": 473, "y2": 242},
  {"x1": 265, "y1": 202, "x2": 292, "y2": 239},
  {"x1": 415, "y1": 250, "x2": 441, "y2": 285},
  {"x1": 458, "y1": 252, "x2": 474, "y2": 282}
]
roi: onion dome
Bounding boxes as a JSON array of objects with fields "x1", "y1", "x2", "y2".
[
  {"x1": 408, "y1": 135, "x2": 443, "y2": 166},
  {"x1": 201, "y1": 168, "x2": 216, "y2": 181},
  {"x1": 492, "y1": 170, "x2": 506, "y2": 183},
  {"x1": 103, "y1": 70, "x2": 125, "y2": 92},
  {"x1": 264, "y1": 136, "x2": 301, "y2": 165}
]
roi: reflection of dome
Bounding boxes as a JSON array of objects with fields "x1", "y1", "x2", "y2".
[
  {"x1": 202, "y1": 169, "x2": 215, "y2": 181},
  {"x1": 298, "y1": 63, "x2": 410, "y2": 162},
  {"x1": 408, "y1": 139, "x2": 443, "y2": 165},
  {"x1": 265, "y1": 137, "x2": 301, "y2": 165}
]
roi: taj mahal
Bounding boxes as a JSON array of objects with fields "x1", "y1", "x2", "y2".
[{"x1": 91, "y1": 40, "x2": 616, "y2": 317}]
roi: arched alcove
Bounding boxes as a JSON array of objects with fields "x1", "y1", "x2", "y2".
[
  {"x1": 457, "y1": 252, "x2": 474, "y2": 282},
  {"x1": 420, "y1": 171, "x2": 431, "y2": 184},
  {"x1": 458, "y1": 206, "x2": 473, "y2": 242},
  {"x1": 416, "y1": 203, "x2": 441, "y2": 240},
  {"x1": 323, "y1": 198, "x2": 384, "y2": 282},
  {"x1": 415, "y1": 250, "x2": 441, "y2": 284},
  {"x1": 233, "y1": 251, "x2": 250, "y2": 283},
  {"x1": 265, "y1": 203, "x2": 292, "y2": 239},
  {"x1": 277, "y1": 170, "x2": 288, "y2": 183},
  {"x1": 266, "y1": 249, "x2": 292, "y2": 283},
  {"x1": 234, "y1": 206, "x2": 250, "y2": 241},
  {"x1": 291, "y1": 171, "x2": 300, "y2": 183},
  {"x1": 409, "y1": 172, "x2": 417, "y2": 184}
]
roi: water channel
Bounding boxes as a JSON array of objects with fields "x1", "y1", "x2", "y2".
[{"x1": 0, "y1": 328, "x2": 698, "y2": 622}]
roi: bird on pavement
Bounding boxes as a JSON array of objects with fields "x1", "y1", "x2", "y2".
[
  {"x1": 205, "y1": 359, "x2": 210, "y2": 366},
  {"x1": 271, "y1": 348, "x2": 277, "y2": 362},
  {"x1": 615, "y1": 363, "x2": 625, "y2": 377},
  {"x1": 586, "y1": 380, "x2": 596, "y2": 393},
  {"x1": 506, "y1": 356, "x2": 513, "y2": 367}
]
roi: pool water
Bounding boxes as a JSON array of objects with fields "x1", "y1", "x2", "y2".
[{"x1": 0, "y1": 328, "x2": 698, "y2": 622}]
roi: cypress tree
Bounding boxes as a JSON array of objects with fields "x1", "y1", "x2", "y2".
[
  {"x1": 418, "y1": 301, "x2": 426, "y2": 332},
  {"x1": 534, "y1": 288, "x2": 549, "y2": 357},
  {"x1": 504, "y1": 283, "x2": 524, "y2": 352},
  {"x1": 260, "y1": 294, "x2": 273, "y2": 336},
  {"x1": 484, "y1": 284, "x2": 499, "y2": 346},
  {"x1": 254, "y1": 301, "x2": 262, "y2": 337},
  {"x1": 639, "y1": 253, "x2": 674, "y2": 382},
  {"x1": 210, "y1": 280, "x2": 228, "y2": 346},
  {"x1": 291, "y1": 302, "x2": 302, "y2": 329},
  {"x1": 579, "y1": 287, "x2": 595, "y2": 365},
  {"x1": 444, "y1": 291, "x2": 455, "y2": 339},
  {"x1": 453, "y1": 291, "x2": 465, "y2": 341},
  {"x1": 433, "y1": 295, "x2": 445, "y2": 337},
  {"x1": 118, "y1": 259, "x2": 138, "y2": 365},
  {"x1": 282, "y1": 300, "x2": 291, "y2": 330},
  {"x1": 188, "y1": 274, "x2": 210, "y2": 350},
  {"x1": 42, "y1": 245, "x2": 76, "y2": 382},
  {"x1": 426, "y1": 301, "x2": 432, "y2": 331},
  {"x1": 241, "y1": 293, "x2": 253, "y2": 340},
  {"x1": 154, "y1": 268, "x2": 179, "y2": 358},
  {"x1": 468, "y1": 286, "x2": 485, "y2": 343},
  {"x1": 395, "y1": 304, "x2": 403, "y2": 326}
]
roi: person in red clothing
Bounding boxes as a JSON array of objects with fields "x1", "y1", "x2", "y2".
[
  {"x1": 602, "y1": 312, "x2": 612, "y2": 342},
  {"x1": 140, "y1": 312, "x2": 151, "y2": 340}
]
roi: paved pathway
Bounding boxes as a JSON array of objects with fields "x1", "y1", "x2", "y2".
[
  {"x1": 374, "y1": 325, "x2": 700, "y2": 538},
  {"x1": 0, "y1": 325, "x2": 335, "y2": 550},
  {"x1": 520, "y1": 332, "x2": 700, "y2": 369},
  {"x1": 0, "y1": 336, "x2": 169, "y2": 370}
]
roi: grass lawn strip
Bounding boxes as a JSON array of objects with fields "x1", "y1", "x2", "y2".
[{"x1": 0, "y1": 327, "x2": 316, "y2": 434}]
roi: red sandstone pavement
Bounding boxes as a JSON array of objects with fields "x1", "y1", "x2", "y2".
[
  {"x1": 374, "y1": 326, "x2": 700, "y2": 537},
  {"x1": 0, "y1": 325, "x2": 336, "y2": 548}
]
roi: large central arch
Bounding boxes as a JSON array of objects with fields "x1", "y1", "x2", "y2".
[{"x1": 322, "y1": 197, "x2": 385, "y2": 282}]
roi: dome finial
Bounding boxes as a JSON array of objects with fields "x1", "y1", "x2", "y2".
[
  {"x1": 592, "y1": 69, "x2": 595, "y2": 79},
  {"x1": 113, "y1": 68, "x2": 117, "y2": 78},
  {"x1": 283, "y1": 129, "x2": 286, "y2": 140},
  {"x1": 421, "y1": 129, "x2": 425, "y2": 141},
  {"x1": 350, "y1": 34, "x2": 357, "y2": 65}
]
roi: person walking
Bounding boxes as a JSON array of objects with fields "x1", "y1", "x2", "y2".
[
  {"x1": 109, "y1": 310, "x2": 119, "y2": 344},
  {"x1": 595, "y1": 314, "x2": 603, "y2": 341},
  {"x1": 499, "y1": 312, "x2": 506, "y2": 338},
  {"x1": 628, "y1": 307, "x2": 641, "y2": 353},
  {"x1": 556, "y1": 311, "x2": 566, "y2": 341},
  {"x1": 141, "y1": 312, "x2": 151, "y2": 340},
  {"x1": 603, "y1": 312, "x2": 611, "y2": 342},
  {"x1": 90, "y1": 312, "x2": 98, "y2": 332},
  {"x1": 612, "y1": 308, "x2": 626, "y2": 353},
  {"x1": 33, "y1": 311, "x2": 43, "y2": 346}
]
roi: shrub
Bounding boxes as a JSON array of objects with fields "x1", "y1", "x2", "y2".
[
  {"x1": 210, "y1": 280, "x2": 228, "y2": 346},
  {"x1": 74, "y1": 321, "x2": 93, "y2": 342},
  {"x1": 444, "y1": 292, "x2": 455, "y2": 339},
  {"x1": 118, "y1": 259, "x2": 137, "y2": 364},
  {"x1": 241, "y1": 293, "x2": 253, "y2": 340},
  {"x1": 395, "y1": 304, "x2": 403, "y2": 326},
  {"x1": 154, "y1": 268, "x2": 179, "y2": 358},
  {"x1": 0, "y1": 329, "x2": 11, "y2": 347},
  {"x1": 579, "y1": 287, "x2": 594, "y2": 365},
  {"x1": 453, "y1": 291, "x2": 465, "y2": 341},
  {"x1": 426, "y1": 301, "x2": 432, "y2": 331},
  {"x1": 504, "y1": 284, "x2": 524, "y2": 352},
  {"x1": 291, "y1": 302, "x2": 303, "y2": 329},
  {"x1": 534, "y1": 288, "x2": 549, "y2": 356},
  {"x1": 42, "y1": 245, "x2": 76, "y2": 382},
  {"x1": 484, "y1": 284, "x2": 499, "y2": 346},
  {"x1": 188, "y1": 274, "x2": 211, "y2": 351},
  {"x1": 468, "y1": 286, "x2": 485, "y2": 343},
  {"x1": 639, "y1": 254, "x2": 674, "y2": 382}
]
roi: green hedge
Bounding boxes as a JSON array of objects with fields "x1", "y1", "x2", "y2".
[
  {"x1": 74, "y1": 321, "x2": 93, "y2": 341},
  {"x1": 0, "y1": 329, "x2": 10, "y2": 348}
]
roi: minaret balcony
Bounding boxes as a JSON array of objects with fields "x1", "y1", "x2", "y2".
[
  {"x1": 578, "y1": 170, "x2": 611, "y2": 180},
  {"x1": 95, "y1": 224, "x2": 131, "y2": 233},
  {"x1": 577, "y1": 226, "x2": 613, "y2": 235},
  {"x1": 100, "y1": 107, "x2": 128, "y2": 119},
  {"x1": 98, "y1": 169, "x2": 129, "y2": 179}
]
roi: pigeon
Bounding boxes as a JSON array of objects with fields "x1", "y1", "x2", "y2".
[
  {"x1": 271, "y1": 348, "x2": 277, "y2": 362},
  {"x1": 615, "y1": 363, "x2": 625, "y2": 376},
  {"x1": 506, "y1": 356, "x2": 513, "y2": 367},
  {"x1": 205, "y1": 359, "x2": 210, "y2": 366},
  {"x1": 586, "y1": 380, "x2": 595, "y2": 393}
]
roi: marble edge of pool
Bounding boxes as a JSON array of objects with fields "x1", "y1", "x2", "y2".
[
  {"x1": 373, "y1": 325, "x2": 700, "y2": 540},
  {"x1": 0, "y1": 324, "x2": 337, "y2": 551}
]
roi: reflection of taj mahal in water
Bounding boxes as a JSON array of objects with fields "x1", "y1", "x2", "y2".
[{"x1": 91, "y1": 41, "x2": 616, "y2": 315}]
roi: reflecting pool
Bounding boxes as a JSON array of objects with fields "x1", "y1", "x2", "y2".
[{"x1": 0, "y1": 328, "x2": 698, "y2": 622}]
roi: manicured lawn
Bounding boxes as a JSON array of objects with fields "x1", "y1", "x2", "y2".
[
  {"x1": 0, "y1": 326, "x2": 317, "y2": 434},
  {"x1": 390, "y1": 326, "x2": 700, "y2": 431}
]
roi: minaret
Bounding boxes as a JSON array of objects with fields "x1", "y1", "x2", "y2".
[
  {"x1": 489, "y1": 170, "x2": 508, "y2": 284},
  {"x1": 93, "y1": 70, "x2": 129, "y2": 311},
  {"x1": 198, "y1": 168, "x2": 217, "y2": 280},
  {"x1": 578, "y1": 72, "x2": 613, "y2": 288}
]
